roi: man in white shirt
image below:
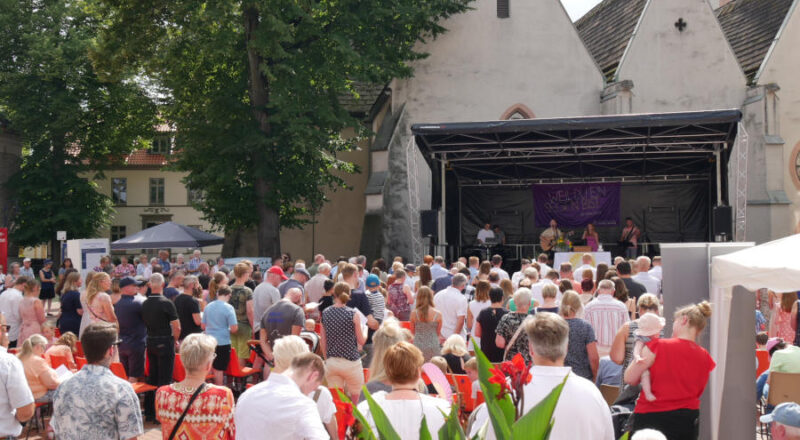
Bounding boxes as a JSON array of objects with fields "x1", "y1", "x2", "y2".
[
  {"x1": 490, "y1": 254, "x2": 509, "y2": 280},
  {"x1": 583, "y1": 280, "x2": 629, "y2": 357},
  {"x1": 433, "y1": 274, "x2": 469, "y2": 339},
  {"x1": 304, "y1": 263, "x2": 331, "y2": 304},
  {"x1": 511, "y1": 259, "x2": 531, "y2": 289},
  {"x1": 404, "y1": 264, "x2": 418, "y2": 291},
  {"x1": 0, "y1": 277, "x2": 26, "y2": 347},
  {"x1": 0, "y1": 312, "x2": 34, "y2": 438},
  {"x1": 573, "y1": 253, "x2": 597, "y2": 281},
  {"x1": 648, "y1": 256, "x2": 663, "y2": 280},
  {"x1": 19, "y1": 259, "x2": 34, "y2": 279},
  {"x1": 537, "y1": 253, "x2": 553, "y2": 278},
  {"x1": 476, "y1": 223, "x2": 494, "y2": 244},
  {"x1": 471, "y1": 312, "x2": 614, "y2": 439},
  {"x1": 235, "y1": 352, "x2": 328, "y2": 440},
  {"x1": 632, "y1": 256, "x2": 661, "y2": 295},
  {"x1": 430, "y1": 256, "x2": 449, "y2": 280}
]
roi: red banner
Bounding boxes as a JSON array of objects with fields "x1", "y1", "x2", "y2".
[{"x1": 0, "y1": 228, "x2": 7, "y2": 275}]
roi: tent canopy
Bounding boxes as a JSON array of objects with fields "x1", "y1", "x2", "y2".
[
  {"x1": 712, "y1": 233, "x2": 800, "y2": 291},
  {"x1": 111, "y1": 222, "x2": 224, "y2": 250},
  {"x1": 412, "y1": 109, "x2": 741, "y2": 184}
]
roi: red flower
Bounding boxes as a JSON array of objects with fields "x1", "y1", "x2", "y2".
[
  {"x1": 488, "y1": 365, "x2": 511, "y2": 399},
  {"x1": 510, "y1": 353, "x2": 532, "y2": 385}
]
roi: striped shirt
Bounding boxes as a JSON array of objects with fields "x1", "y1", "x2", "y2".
[
  {"x1": 583, "y1": 294, "x2": 629, "y2": 353},
  {"x1": 365, "y1": 290, "x2": 385, "y2": 322}
]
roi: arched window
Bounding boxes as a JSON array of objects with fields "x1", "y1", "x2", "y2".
[
  {"x1": 500, "y1": 103, "x2": 534, "y2": 120},
  {"x1": 791, "y1": 141, "x2": 800, "y2": 190}
]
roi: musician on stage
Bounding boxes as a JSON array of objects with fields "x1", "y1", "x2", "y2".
[
  {"x1": 477, "y1": 223, "x2": 496, "y2": 245},
  {"x1": 539, "y1": 219, "x2": 563, "y2": 261},
  {"x1": 619, "y1": 217, "x2": 641, "y2": 258},
  {"x1": 492, "y1": 225, "x2": 506, "y2": 245}
]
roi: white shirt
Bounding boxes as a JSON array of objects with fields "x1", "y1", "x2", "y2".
[
  {"x1": 357, "y1": 392, "x2": 451, "y2": 440},
  {"x1": 538, "y1": 262, "x2": 554, "y2": 278},
  {"x1": 468, "y1": 300, "x2": 491, "y2": 337},
  {"x1": 434, "y1": 286, "x2": 468, "y2": 339},
  {"x1": 583, "y1": 294, "x2": 629, "y2": 355},
  {"x1": 511, "y1": 269, "x2": 526, "y2": 290},
  {"x1": 632, "y1": 272, "x2": 661, "y2": 295},
  {"x1": 0, "y1": 288, "x2": 23, "y2": 341},
  {"x1": 477, "y1": 229, "x2": 495, "y2": 244},
  {"x1": 0, "y1": 346, "x2": 34, "y2": 437},
  {"x1": 405, "y1": 276, "x2": 418, "y2": 291},
  {"x1": 252, "y1": 282, "x2": 281, "y2": 331},
  {"x1": 529, "y1": 281, "x2": 559, "y2": 307},
  {"x1": 235, "y1": 373, "x2": 328, "y2": 440},
  {"x1": 471, "y1": 366, "x2": 614, "y2": 440},
  {"x1": 492, "y1": 266, "x2": 510, "y2": 280},
  {"x1": 574, "y1": 264, "x2": 597, "y2": 281},
  {"x1": 308, "y1": 386, "x2": 336, "y2": 424},
  {"x1": 304, "y1": 274, "x2": 329, "y2": 304},
  {"x1": 648, "y1": 265, "x2": 662, "y2": 280}
]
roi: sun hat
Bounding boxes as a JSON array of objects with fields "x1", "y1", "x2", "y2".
[{"x1": 634, "y1": 312, "x2": 665, "y2": 337}]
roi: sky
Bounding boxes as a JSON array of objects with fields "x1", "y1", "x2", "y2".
[{"x1": 561, "y1": 0, "x2": 604, "y2": 21}]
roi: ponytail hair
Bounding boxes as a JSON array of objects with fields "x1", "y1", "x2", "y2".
[
  {"x1": 675, "y1": 301, "x2": 712, "y2": 332},
  {"x1": 333, "y1": 282, "x2": 351, "y2": 304},
  {"x1": 17, "y1": 334, "x2": 47, "y2": 361},
  {"x1": 208, "y1": 272, "x2": 227, "y2": 301},
  {"x1": 559, "y1": 290, "x2": 582, "y2": 318}
]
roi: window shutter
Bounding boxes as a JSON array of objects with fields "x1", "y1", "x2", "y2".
[{"x1": 497, "y1": 0, "x2": 509, "y2": 18}]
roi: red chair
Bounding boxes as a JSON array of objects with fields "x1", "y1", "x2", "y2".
[
  {"x1": 225, "y1": 348, "x2": 257, "y2": 392},
  {"x1": 110, "y1": 362, "x2": 157, "y2": 394},
  {"x1": 399, "y1": 321, "x2": 412, "y2": 331},
  {"x1": 173, "y1": 354, "x2": 187, "y2": 382},
  {"x1": 54, "y1": 328, "x2": 61, "y2": 338},
  {"x1": 446, "y1": 373, "x2": 456, "y2": 387},
  {"x1": 48, "y1": 354, "x2": 70, "y2": 370},
  {"x1": 75, "y1": 356, "x2": 87, "y2": 370},
  {"x1": 756, "y1": 350, "x2": 771, "y2": 378},
  {"x1": 453, "y1": 374, "x2": 478, "y2": 412},
  {"x1": 363, "y1": 368, "x2": 370, "y2": 382},
  {"x1": 329, "y1": 388, "x2": 354, "y2": 440},
  {"x1": 74, "y1": 341, "x2": 84, "y2": 357}
]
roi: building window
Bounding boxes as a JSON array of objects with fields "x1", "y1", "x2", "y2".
[
  {"x1": 149, "y1": 178, "x2": 165, "y2": 205},
  {"x1": 187, "y1": 188, "x2": 204, "y2": 205},
  {"x1": 497, "y1": 0, "x2": 509, "y2": 18},
  {"x1": 151, "y1": 134, "x2": 171, "y2": 155},
  {"x1": 111, "y1": 178, "x2": 127, "y2": 205},
  {"x1": 791, "y1": 141, "x2": 800, "y2": 190},
  {"x1": 111, "y1": 226, "x2": 126, "y2": 242}
]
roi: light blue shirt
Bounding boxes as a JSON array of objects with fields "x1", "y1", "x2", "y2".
[
  {"x1": 430, "y1": 264, "x2": 448, "y2": 280},
  {"x1": 203, "y1": 300, "x2": 237, "y2": 345}
]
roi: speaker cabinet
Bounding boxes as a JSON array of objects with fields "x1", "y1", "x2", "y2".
[
  {"x1": 420, "y1": 210, "x2": 438, "y2": 238},
  {"x1": 712, "y1": 206, "x2": 733, "y2": 239}
]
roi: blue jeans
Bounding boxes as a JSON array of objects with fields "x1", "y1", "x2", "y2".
[{"x1": 756, "y1": 371, "x2": 774, "y2": 413}]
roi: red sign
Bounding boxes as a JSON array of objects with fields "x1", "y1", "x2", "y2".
[{"x1": 0, "y1": 228, "x2": 7, "y2": 275}]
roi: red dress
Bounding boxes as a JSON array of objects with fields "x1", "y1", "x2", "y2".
[
  {"x1": 155, "y1": 383, "x2": 235, "y2": 439},
  {"x1": 634, "y1": 338, "x2": 716, "y2": 414}
]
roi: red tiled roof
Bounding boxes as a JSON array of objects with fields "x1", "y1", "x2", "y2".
[{"x1": 124, "y1": 149, "x2": 170, "y2": 166}]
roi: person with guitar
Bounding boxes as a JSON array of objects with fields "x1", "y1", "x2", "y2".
[
  {"x1": 619, "y1": 217, "x2": 641, "y2": 258},
  {"x1": 539, "y1": 219, "x2": 563, "y2": 262}
]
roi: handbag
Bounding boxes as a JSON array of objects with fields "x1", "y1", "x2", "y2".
[{"x1": 167, "y1": 384, "x2": 206, "y2": 440}]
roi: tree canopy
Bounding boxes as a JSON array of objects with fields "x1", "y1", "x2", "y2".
[
  {"x1": 94, "y1": 0, "x2": 472, "y2": 258},
  {"x1": 0, "y1": 0, "x2": 156, "y2": 253}
]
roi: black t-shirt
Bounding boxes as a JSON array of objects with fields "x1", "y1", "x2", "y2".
[
  {"x1": 443, "y1": 353, "x2": 470, "y2": 375},
  {"x1": 142, "y1": 294, "x2": 178, "y2": 338},
  {"x1": 346, "y1": 290, "x2": 373, "y2": 318},
  {"x1": 476, "y1": 307, "x2": 508, "y2": 363},
  {"x1": 622, "y1": 278, "x2": 647, "y2": 301},
  {"x1": 318, "y1": 296, "x2": 334, "y2": 315},
  {"x1": 174, "y1": 294, "x2": 202, "y2": 339}
]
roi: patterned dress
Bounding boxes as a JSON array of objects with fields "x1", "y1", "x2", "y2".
[
  {"x1": 495, "y1": 312, "x2": 532, "y2": 363},
  {"x1": 387, "y1": 283, "x2": 410, "y2": 321},
  {"x1": 413, "y1": 309, "x2": 441, "y2": 361},
  {"x1": 156, "y1": 384, "x2": 235, "y2": 439}
]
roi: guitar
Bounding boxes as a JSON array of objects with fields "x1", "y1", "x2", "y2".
[{"x1": 540, "y1": 230, "x2": 574, "y2": 251}]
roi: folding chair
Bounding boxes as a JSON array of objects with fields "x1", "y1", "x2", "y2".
[
  {"x1": 453, "y1": 374, "x2": 478, "y2": 412},
  {"x1": 600, "y1": 384, "x2": 621, "y2": 407},
  {"x1": 759, "y1": 372, "x2": 800, "y2": 438}
]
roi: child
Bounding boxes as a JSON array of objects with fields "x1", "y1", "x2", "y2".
[
  {"x1": 41, "y1": 323, "x2": 57, "y2": 347},
  {"x1": 634, "y1": 312, "x2": 664, "y2": 401},
  {"x1": 464, "y1": 357, "x2": 479, "y2": 400},
  {"x1": 756, "y1": 331, "x2": 769, "y2": 350},
  {"x1": 304, "y1": 319, "x2": 317, "y2": 333}
]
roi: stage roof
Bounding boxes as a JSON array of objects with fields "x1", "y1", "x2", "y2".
[{"x1": 412, "y1": 109, "x2": 742, "y2": 185}]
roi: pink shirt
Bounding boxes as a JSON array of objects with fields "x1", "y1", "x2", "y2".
[{"x1": 583, "y1": 294, "x2": 629, "y2": 350}]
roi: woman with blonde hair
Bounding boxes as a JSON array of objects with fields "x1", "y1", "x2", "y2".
[
  {"x1": 441, "y1": 334, "x2": 471, "y2": 374},
  {"x1": 409, "y1": 286, "x2": 442, "y2": 361},
  {"x1": 58, "y1": 271, "x2": 83, "y2": 336},
  {"x1": 207, "y1": 271, "x2": 228, "y2": 302},
  {"x1": 560, "y1": 290, "x2": 598, "y2": 381},
  {"x1": 155, "y1": 334, "x2": 235, "y2": 439},
  {"x1": 361, "y1": 320, "x2": 408, "y2": 400},
  {"x1": 18, "y1": 279, "x2": 46, "y2": 344},
  {"x1": 320, "y1": 282, "x2": 366, "y2": 402},
  {"x1": 625, "y1": 301, "x2": 715, "y2": 439},
  {"x1": 18, "y1": 334, "x2": 61, "y2": 403},
  {"x1": 45, "y1": 331, "x2": 78, "y2": 370},
  {"x1": 85, "y1": 272, "x2": 117, "y2": 328},
  {"x1": 467, "y1": 281, "x2": 491, "y2": 349}
]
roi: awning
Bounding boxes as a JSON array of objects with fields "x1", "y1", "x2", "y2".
[
  {"x1": 412, "y1": 109, "x2": 741, "y2": 184},
  {"x1": 111, "y1": 221, "x2": 224, "y2": 250}
]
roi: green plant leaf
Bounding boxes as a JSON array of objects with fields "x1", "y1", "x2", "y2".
[
  {"x1": 419, "y1": 415, "x2": 433, "y2": 440},
  {"x1": 510, "y1": 373, "x2": 569, "y2": 439},
  {"x1": 363, "y1": 387, "x2": 402, "y2": 440},
  {"x1": 437, "y1": 404, "x2": 466, "y2": 440},
  {"x1": 618, "y1": 432, "x2": 630, "y2": 440},
  {"x1": 336, "y1": 389, "x2": 377, "y2": 440},
  {"x1": 472, "y1": 339, "x2": 514, "y2": 439}
]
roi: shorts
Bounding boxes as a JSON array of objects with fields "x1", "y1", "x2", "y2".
[
  {"x1": 213, "y1": 344, "x2": 231, "y2": 371},
  {"x1": 325, "y1": 357, "x2": 364, "y2": 397},
  {"x1": 231, "y1": 324, "x2": 253, "y2": 360}
]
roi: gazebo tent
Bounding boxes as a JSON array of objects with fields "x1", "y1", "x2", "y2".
[
  {"x1": 111, "y1": 221, "x2": 224, "y2": 250},
  {"x1": 710, "y1": 234, "x2": 800, "y2": 440}
]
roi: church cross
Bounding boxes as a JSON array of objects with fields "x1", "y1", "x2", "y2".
[{"x1": 675, "y1": 18, "x2": 687, "y2": 32}]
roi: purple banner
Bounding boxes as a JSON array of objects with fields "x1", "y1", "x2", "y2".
[{"x1": 532, "y1": 182, "x2": 621, "y2": 228}]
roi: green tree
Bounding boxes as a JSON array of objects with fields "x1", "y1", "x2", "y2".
[
  {"x1": 94, "y1": 0, "x2": 472, "y2": 259},
  {"x1": 0, "y1": 0, "x2": 157, "y2": 259}
]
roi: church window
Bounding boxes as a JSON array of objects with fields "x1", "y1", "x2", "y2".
[{"x1": 497, "y1": 0, "x2": 509, "y2": 18}]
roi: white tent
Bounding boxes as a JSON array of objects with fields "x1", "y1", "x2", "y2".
[{"x1": 710, "y1": 233, "x2": 800, "y2": 440}]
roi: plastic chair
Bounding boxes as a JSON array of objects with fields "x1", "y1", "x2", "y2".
[
  {"x1": 75, "y1": 356, "x2": 87, "y2": 370},
  {"x1": 600, "y1": 384, "x2": 620, "y2": 407},
  {"x1": 756, "y1": 350, "x2": 770, "y2": 378},
  {"x1": 363, "y1": 368, "x2": 370, "y2": 382},
  {"x1": 453, "y1": 374, "x2": 477, "y2": 412},
  {"x1": 399, "y1": 321, "x2": 412, "y2": 331},
  {"x1": 74, "y1": 341, "x2": 84, "y2": 357},
  {"x1": 766, "y1": 372, "x2": 800, "y2": 407},
  {"x1": 173, "y1": 354, "x2": 187, "y2": 382},
  {"x1": 111, "y1": 362, "x2": 157, "y2": 394},
  {"x1": 48, "y1": 354, "x2": 70, "y2": 370},
  {"x1": 225, "y1": 348, "x2": 257, "y2": 393}
]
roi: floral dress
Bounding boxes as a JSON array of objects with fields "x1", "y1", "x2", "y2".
[
  {"x1": 495, "y1": 312, "x2": 532, "y2": 363},
  {"x1": 770, "y1": 302, "x2": 795, "y2": 344},
  {"x1": 156, "y1": 383, "x2": 235, "y2": 439}
]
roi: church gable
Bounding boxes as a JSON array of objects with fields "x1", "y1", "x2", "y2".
[
  {"x1": 615, "y1": 0, "x2": 747, "y2": 112},
  {"x1": 752, "y1": 0, "x2": 799, "y2": 83},
  {"x1": 396, "y1": 0, "x2": 605, "y2": 121}
]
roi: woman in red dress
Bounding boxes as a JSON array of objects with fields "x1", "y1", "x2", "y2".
[
  {"x1": 624, "y1": 301, "x2": 716, "y2": 440},
  {"x1": 156, "y1": 333, "x2": 235, "y2": 439}
]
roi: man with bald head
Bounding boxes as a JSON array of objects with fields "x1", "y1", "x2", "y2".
[
  {"x1": 259, "y1": 287, "x2": 305, "y2": 361},
  {"x1": 632, "y1": 256, "x2": 661, "y2": 296},
  {"x1": 583, "y1": 279, "x2": 629, "y2": 357}
]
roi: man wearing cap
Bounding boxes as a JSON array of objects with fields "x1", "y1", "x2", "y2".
[
  {"x1": 761, "y1": 402, "x2": 800, "y2": 439},
  {"x1": 363, "y1": 274, "x2": 386, "y2": 365},
  {"x1": 279, "y1": 266, "x2": 310, "y2": 299},
  {"x1": 253, "y1": 266, "x2": 284, "y2": 335},
  {"x1": 19, "y1": 258, "x2": 34, "y2": 279},
  {"x1": 404, "y1": 264, "x2": 418, "y2": 291},
  {"x1": 113, "y1": 276, "x2": 147, "y2": 380}
]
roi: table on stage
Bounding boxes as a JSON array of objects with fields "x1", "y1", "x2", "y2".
[{"x1": 554, "y1": 251, "x2": 612, "y2": 269}]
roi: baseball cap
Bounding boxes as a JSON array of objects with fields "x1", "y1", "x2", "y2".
[
  {"x1": 23, "y1": 258, "x2": 31, "y2": 263},
  {"x1": 760, "y1": 402, "x2": 800, "y2": 427},
  {"x1": 405, "y1": 264, "x2": 416, "y2": 273},
  {"x1": 365, "y1": 274, "x2": 381, "y2": 288},
  {"x1": 268, "y1": 265, "x2": 288, "y2": 281},
  {"x1": 766, "y1": 337, "x2": 783, "y2": 353},
  {"x1": 119, "y1": 276, "x2": 138, "y2": 289}
]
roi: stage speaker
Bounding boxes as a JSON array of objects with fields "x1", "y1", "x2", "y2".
[
  {"x1": 421, "y1": 210, "x2": 438, "y2": 238},
  {"x1": 712, "y1": 206, "x2": 733, "y2": 240}
]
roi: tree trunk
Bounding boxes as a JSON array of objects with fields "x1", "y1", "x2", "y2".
[{"x1": 244, "y1": 6, "x2": 281, "y2": 259}]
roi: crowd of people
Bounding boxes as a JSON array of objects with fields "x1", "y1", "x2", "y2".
[{"x1": 0, "y1": 248, "x2": 793, "y2": 440}]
